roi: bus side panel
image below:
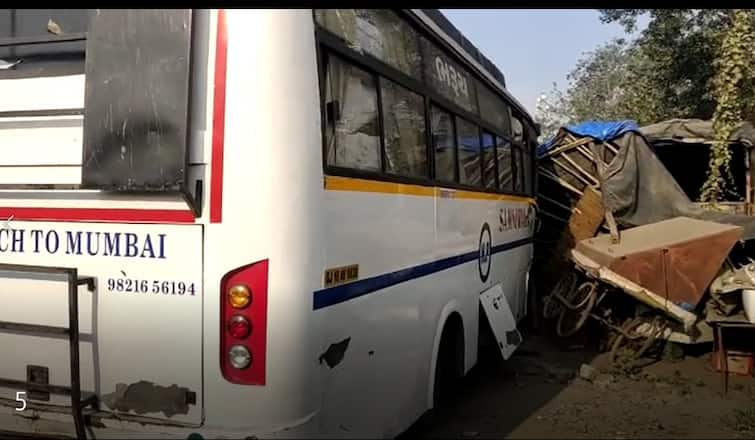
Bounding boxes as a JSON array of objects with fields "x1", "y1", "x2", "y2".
[
  {"x1": 489, "y1": 204, "x2": 536, "y2": 321},
  {"x1": 317, "y1": 190, "x2": 529, "y2": 438},
  {"x1": 317, "y1": 189, "x2": 435, "y2": 437},
  {"x1": 199, "y1": 9, "x2": 325, "y2": 434}
]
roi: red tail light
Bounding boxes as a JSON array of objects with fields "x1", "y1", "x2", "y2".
[
  {"x1": 220, "y1": 259, "x2": 268, "y2": 385},
  {"x1": 227, "y1": 315, "x2": 252, "y2": 339}
]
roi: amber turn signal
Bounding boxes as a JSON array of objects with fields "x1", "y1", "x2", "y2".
[{"x1": 228, "y1": 284, "x2": 251, "y2": 309}]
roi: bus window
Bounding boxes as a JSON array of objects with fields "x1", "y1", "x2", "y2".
[
  {"x1": 477, "y1": 81, "x2": 512, "y2": 135},
  {"x1": 315, "y1": 9, "x2": 423, "y2": 80},
  {"x1": 511, "y1": 114, "x2": 524, "y2": 143},
  {"x1": 324, "y1": 55, "x2": 381, "y2": 171},
  {"x1": 497, "y1": 137, "x2": 514, "y2": 192},
  {"x1": 512, "y1": 146, "x2": 524, "y2": 193},
  {"x1": 456, "y1": 117, "x2": 481, "y2": 186},
  {"x1": 381, "y1": 78, "x2": 428, "y2": 178},
  {"x1": 0, "y1": 9, "x2": 90, "y2": 79},
  {"x1": 431, "y1": 105, "x2": 456, "y2": 183},
  {"x1": 482, "y1": 131, "x2": 497, "y2": 189}
]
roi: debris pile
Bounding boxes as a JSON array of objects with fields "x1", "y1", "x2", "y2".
[{"x1": 534, "y1": 120, "x2": 755, "y2": 371}]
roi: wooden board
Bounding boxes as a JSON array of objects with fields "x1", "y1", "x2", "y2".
[
  {"x1": 569, "y1": 186, "x2": 604, "y2": 241},
  {"x1": 540, "y1": 186, "x2": 605, "y2": 291}
]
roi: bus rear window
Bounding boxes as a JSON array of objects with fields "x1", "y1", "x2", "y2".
[{"x1": 0, "y1": 9, "x2": 90, "y2": 79}]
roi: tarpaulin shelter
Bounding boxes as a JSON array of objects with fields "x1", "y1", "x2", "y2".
[
  {"x1": 537, "y1": 120, "x2": 755, "y2": 242},
  {"x1": 640, "y1": 119, "x2": 755, "y2": 214}
]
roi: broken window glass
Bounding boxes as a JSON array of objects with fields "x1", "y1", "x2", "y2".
[
  {"x1": 315, "y1": 9, "x2": 422, "y2": 79},
  {"x1": 381, "y1": 78, "x2": 428, "y2": 178},
  {"x1": 456, "y1": 117, "x2": 481, "y2": 187},
  {"x1": 0, "y1": 9, "x2": 91, "y2": 79},
  {"x1": 324, "y1": 55, "x2": 381, "y2": 171},
  {"x1": 496, "y1": 137, "x2": 514, "y2": 193},
  {"x1": 431, "y1": 105, "x2": 456, "y2": 183}
]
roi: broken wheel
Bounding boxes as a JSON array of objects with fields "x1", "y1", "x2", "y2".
[
  {"x1": 609, "y1": 316, "x2": 665, "y2": 368},
  {"x1": 556, "y1": 280, "x2": 598, "y2": 338}
]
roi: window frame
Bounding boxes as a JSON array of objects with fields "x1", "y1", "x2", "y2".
[
  {"x1": 0, "y1": 9, "x2": 90, "y2": 80},
  {"x1": 429, "y1": 102, "x2": 459, "y2": 184},
  {"x1": 481, "y1": 129, "x2": 498, "y2": 190},
  {"x1": 454, "y1": 114, "x2": 483, "y2": 187},
  {"x1": 314, "y1": 10, "x2": 537, "y2": 197},
  {"x1": 380, "y1": 76, "x2": 431, "y2": 179}
]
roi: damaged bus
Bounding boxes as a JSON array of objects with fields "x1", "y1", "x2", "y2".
[{"x1": 0, "y1": 9, "x2": 538, "y2": 439}]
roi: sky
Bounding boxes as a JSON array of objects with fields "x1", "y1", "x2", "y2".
[{"x1": 441, "y1": 9, "x2": 649, "y2": 116}]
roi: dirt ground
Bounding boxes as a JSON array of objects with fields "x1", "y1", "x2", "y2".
[{"x1": 403, "y1": 331, "x2": 755, "y2": 439}]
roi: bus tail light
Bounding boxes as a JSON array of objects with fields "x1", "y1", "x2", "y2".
[
  {"x1": 220, "y1": 259, "x2": 268, "y2": 385},
  {"x1": 227, "y1": 315, "x2": 252, "y2": 339},
  {"x1": 228, "y1": 344, "x2": 252, "y2": 369}
]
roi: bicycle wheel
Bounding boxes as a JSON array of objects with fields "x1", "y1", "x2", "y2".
[{"x1": 543, "y1": 271, "x2": 577, "y2": 320}]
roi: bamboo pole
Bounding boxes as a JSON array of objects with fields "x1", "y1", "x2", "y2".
[
  {"x1": 560, "y1": 153, "x2": 600, "y2": 187},
  {"x1": 537, "y1": 193, "x2": 574, "y2": 213},
  {"x1": 539, "y1": 169, "x2": 584, "y2": 196},
  {"x1": 552, "y1": 157, "x2": 593, "y2": 187}
]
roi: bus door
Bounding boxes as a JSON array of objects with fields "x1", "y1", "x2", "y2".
[{"x1": 0, "y1": 9, "x2": 207, "y2": 431}]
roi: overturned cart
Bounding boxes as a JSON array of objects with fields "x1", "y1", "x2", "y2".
[{"x1": 535, "y1": 121, "x2": 755, "y2": 361}]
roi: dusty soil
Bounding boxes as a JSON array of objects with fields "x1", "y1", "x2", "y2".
[{"x1": 403, "y1": 332, "x2": 755, "y2": 439}]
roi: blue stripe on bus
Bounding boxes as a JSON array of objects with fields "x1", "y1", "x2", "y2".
[{"x1": 312, "y1": 236, "x2": 533, "y2": 310}]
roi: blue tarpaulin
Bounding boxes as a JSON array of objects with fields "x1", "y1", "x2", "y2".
[{"x1": 537, "y1": 120, "x2": 640, "y2": 158}]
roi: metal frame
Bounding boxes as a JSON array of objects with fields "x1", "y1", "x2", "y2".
[
  {"x1": 0, "y1": 264, "x2": 96, "y2": 440},
  {"x1": 0, "y1": 33, "x2": 87, "y2": 48}
]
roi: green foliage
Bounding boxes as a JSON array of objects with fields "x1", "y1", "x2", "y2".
[
  {"x1": 537, "y1": 9, "x2": 755, "y2": 158},
  {"x1": 700, "y1": 9, "x2": 754, "y2": 203}
]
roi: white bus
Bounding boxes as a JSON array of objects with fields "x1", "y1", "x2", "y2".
[{"x1": 0, "y1": 9, "x2": 538, "y2": 439}]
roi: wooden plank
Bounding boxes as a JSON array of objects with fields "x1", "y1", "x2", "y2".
[
  {"x1": 569, "y1": 186, "x2": 604, "y2": 241},
  {"x1": 552, "y1": 157, "x2": 592, "y2": 186},
  {"x1": 538, "y1": 169, "x2": 584, "y2": 196},
  {"x1": 544, "y1": 136, "x2": 592, "y2": 158},
  {"x1": 605, "y1": 210, "x2": 620, "y2": 244},
  {"x1": 538, "y1": 193, "x2": 573, "y2": 213},
  {"x1": 561, "y1": 152, "x2": 599, "y2": 186},
  {"x1": 539, "y1": 186, "x2": 606, "y2": 292}
]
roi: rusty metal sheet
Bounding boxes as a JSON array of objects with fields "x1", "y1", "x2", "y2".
[{"x1": 576, "y1": 217, "x2": 743, "y2": 308}]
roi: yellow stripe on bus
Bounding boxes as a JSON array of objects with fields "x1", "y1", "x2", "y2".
[{"x1": 324, "y1": 175, "x2": 536, "y2": 205}]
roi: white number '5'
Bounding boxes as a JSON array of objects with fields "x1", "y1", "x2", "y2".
[{"x1": 15, "y1": 391, "x2": 26, "y2": 411}]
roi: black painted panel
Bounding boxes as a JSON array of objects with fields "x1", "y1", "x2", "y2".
[{"x1": 82, "y1": 9, "x2": 192, "y2": 191}]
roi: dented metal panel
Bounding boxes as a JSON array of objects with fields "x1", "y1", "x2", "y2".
[
  {"x1": 82, "y1": 9, "x2": 192, "y2": 191},
  {"x1": 480, "y1": 284, "x2": 522, "y2": 360},
  {"x1": 576, "y1": 217, "x2": 743, "y2": 308}
]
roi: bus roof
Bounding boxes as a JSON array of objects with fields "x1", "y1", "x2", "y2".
[{"x1": 409, "y1": 9, "x2": 537, "y2": 131}]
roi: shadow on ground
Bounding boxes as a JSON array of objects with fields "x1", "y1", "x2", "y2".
[
  {"x1": 399, "y1": 321, "x2": 600, "y2": 439},
  {"x1": 400, "y1": 320, "x2": 755, "y2": 439}
]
